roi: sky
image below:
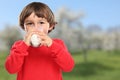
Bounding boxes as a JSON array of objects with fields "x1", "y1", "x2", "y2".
[{"x1": 0, "y1": 0, "x2": 120, "y2": 30}]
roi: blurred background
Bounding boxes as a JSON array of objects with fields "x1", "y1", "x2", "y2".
[{"x1": 0, "y1": 0, "x2": 120, "y2": 80}]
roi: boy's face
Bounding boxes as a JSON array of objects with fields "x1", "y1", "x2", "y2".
[{"x1": 24, "y1": 12, "x2": 52, "y2": 34}]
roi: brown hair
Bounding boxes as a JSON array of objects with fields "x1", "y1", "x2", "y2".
[{"x1": 19, "y1": 2, "x2": 57, "y2": 33}]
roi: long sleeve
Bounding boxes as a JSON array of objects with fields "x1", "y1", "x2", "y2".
[
  {"x1": 5, "y1": 40, "x2": 29, "y2": 74},
  {"x1": 49, "y1": 39, "x2": 75, "y2": 72}
]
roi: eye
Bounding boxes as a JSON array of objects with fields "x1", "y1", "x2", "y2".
[
  {"x1": 25, "y1": 22, "x2": 34, "y2": 27},
  {"x1": 39, "y1": 21, "x2": 45, "y2": 24},
  {"x1": 26, "y1": 22, "x2": 33, "y2": 25}
]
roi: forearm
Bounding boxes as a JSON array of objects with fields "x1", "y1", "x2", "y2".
[
  {"x1": 5, "y1": 41, "x2": 29, "y2": 74},
  {"x1": 49, "y1": 39, "x2": 75, "y2": 72}
]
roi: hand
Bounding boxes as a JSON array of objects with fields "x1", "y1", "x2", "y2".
[
  {"x1": 36, "y1": 31, "x2": 53, "y2": 47},
  {"x1": 23, "y1": 29, "x2": 52, "y2": 47},
  {"x1": 23, "y1": 30, "x2": 36, "y2": 46}
]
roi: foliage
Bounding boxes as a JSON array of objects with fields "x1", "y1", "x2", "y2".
[{"x1": 0, "y1": 26, "x2": 22, "y2": 50}]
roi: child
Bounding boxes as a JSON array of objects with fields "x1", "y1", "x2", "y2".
[{"x1": 5, "y1": 2, "x2": 74, "y2": 80}]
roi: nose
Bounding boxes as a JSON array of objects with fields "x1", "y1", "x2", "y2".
[
  {"x1": 34, "y1": 23, "x2": 39, "y2": 30},
  {"x1": 33, "y1": 24, "x2": 43, "y2": 32}
]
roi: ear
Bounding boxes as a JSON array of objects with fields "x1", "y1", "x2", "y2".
[{"x1": 48, "y1": 25, "x2": 54, "y2": 31}]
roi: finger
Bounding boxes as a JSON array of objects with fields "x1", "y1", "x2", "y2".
[{"x1": 40, "y1": 40, "x2": 47, "y2": 46}]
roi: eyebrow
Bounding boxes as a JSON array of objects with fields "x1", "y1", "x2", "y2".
[
  {"x1": 24, "y1": 20, "x2": 32, "y2": 22},
  {"x1": 24, "y1": 18, "x2": 47, "y2": 23}
]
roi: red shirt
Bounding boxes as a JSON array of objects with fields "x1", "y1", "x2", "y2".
[{"x1": 5, "y1": 39, "x2": 74, "y2": 80}]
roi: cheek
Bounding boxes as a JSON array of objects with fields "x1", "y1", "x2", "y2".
[
  {"x1": 43, "y1": 24, "x2": 50, "y2": 34},
  {"x1": 25, "y1": 26, "x2": 34, "y2": 32},
  {"x1": 43, "y1": 27, "x2": 49, "y2": 34}
]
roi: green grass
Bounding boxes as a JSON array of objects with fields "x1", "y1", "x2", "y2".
[
  {"x1": 63, "y1": 50, "x2": 120, "y2": 80},
  {"x1": 0, "y1": 52, "x2": 16, "y2": 80},
  {"x1": 1, "y1": 50, "x2": 120, "y2": 80}
]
